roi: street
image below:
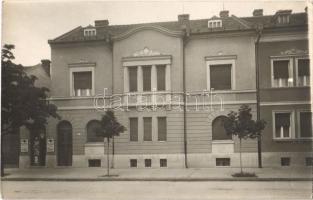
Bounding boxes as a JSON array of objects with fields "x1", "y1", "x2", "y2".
[{"x1": 1, "y1": 181, "x2": 312, "y2": 200}]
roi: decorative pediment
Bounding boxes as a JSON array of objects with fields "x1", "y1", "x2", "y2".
[
  {"x1": 132, "y1": 47, "x2": 162, "y2": 57},
  {"x1": 280, "y1": 49, "x2": 308, "y2": 55}
]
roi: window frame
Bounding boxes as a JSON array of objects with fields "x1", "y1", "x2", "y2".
[
  {"x1": 206, "y1": 59, "x2": 236, "y2": 91},
  {"x1": 270, "y1": 57, "x2": 293, "y2": 88},
  {"x1": 295, "y1": 57, "x2": 310, "y2": 87},
  {"x1": 129, "y1": 117, "x2": 139, "y2": 142},
  {"x1": 297, "y1": 110, "x2": 313, "y2": 139},
  {"x1": 69, "y1": 67, "x2": 95, "y2": 97},
  {"x1": 84, "y1": 28, "x2": 96, "y2": 37},
  {"x1": 272, "y1": 110, "x2": 295, "y2": 140}
]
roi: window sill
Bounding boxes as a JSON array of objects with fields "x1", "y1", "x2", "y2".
[
  {"x1": 212, "y1": 140, "x2": 234, "y2": 144},
  {"x1": 268, "y1": 86, "x2": 310, "y2": 90},
  {"x1": 85, "y1": 142, "x2": 104, "y2": 147},
  {"x1": 273, "y1": 138, "x2": 313, "y2": 142}
]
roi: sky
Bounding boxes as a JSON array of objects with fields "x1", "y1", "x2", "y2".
[{"x1": 2, "y1": 0, "x2": 308, "y2": 66}]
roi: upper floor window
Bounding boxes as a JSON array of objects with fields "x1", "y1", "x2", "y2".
[
  {"x1": 277, "y1": 15, "x2": 289, "y2": 24},
  {"x1": 299, "y1": 111, "x2": 312, "y2": 138},
  {"x1": 208, "y1": 19, "x2": 222, "y2": 28},
  {"x1": 296, "y1": 58, "x2": 310, "y2": 87},
  {"x1": 206, "y1": 58, "x2": 235, "y2": 91},
  {"x1": 128, "y1": 67, "x2": 138, "y2": 92},
  {"x1": 84, "y1": 28, "x2": 96, "y2": 37},
  {"x1": 70, "y1": 66, "x2": 94, "y2": 97},
  {"x1": 271, "y1": 59, "x2": 293, "y2": 87},
  {"x1": 157, "y1": 65, "x2": 166, "y2": 91},
  {"x1": 273, "y1": 111, "x2": 293, "y2": 139}
]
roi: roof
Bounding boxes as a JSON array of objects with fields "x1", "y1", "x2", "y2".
[{"x1": 49, "y1": 11, "x2": 308, "y2": 44}]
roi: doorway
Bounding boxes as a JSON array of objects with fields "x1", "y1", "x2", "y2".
[
  {"x1": 30, "y1": 126, "x2": 46, "y2": 166},
  {"x1": 57, "y1": 121, "x2": 73, "y2": 166}
]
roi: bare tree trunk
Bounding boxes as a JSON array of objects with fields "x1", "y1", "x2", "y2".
[
  {"x1": 107, "y1": 137, "x2": 110, "y2": 176},
  {"x1": 1, "y1": 137, "x2": 4, "y2": 177},
  {"x1": 111, "y1": 136, "x2": 114, "y2": 169},
  {"x1": 240, "y1": 138, "x2": 243, "y2": 174}
]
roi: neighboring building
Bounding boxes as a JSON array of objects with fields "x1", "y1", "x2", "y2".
[
  {"x1": 17, "y1": 8, "x2": 311, "y2": 168},
  {"x1": 3, "y1": 60, "x2": 51, "y2": 168}
]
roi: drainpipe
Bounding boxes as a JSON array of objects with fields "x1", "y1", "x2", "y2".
[
  {"x1": 183, "y1": 31, "x2": 189, "y2": 169},
  {"x1": 255, "y1": 24, "x2": 263, "y2": 168}
]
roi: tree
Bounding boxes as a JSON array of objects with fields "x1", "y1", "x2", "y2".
[
  {"x1": 1, "y1": 44, "x2": 60, "y2": 176},
  {"x1": 224, "y1": 105, "x2": 266, "y2": 175},
  {"x1": 96, "y1": 110, "x2": 126, "y2": 176}
]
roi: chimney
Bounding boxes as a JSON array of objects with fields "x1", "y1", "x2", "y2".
[
  {"x1": 95, "y1": 20, "x2": 109, "y2": 27},
  {"x1": 253, "y1": 9, "x2": 263, "y2": 17},
  {"x1": 305, "y1": 7, "x2": 308, "y2": 13},
  {"x1": 178, "y1": 14, "x2": 190, "y2": 32},
  {"x1": 41, "y1": 59, "x2": 51, "y2": 76},
  {"x1": 219, "y1": 10, "x2": 229, "y2": 18}
]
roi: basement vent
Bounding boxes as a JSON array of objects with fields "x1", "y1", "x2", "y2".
[
  {"x1": 281, "y1": 157, "x2": 290, "y2": 166},
  {"x1": 88, "y1": 159, "x2": 101, "y2": 167},
  {"x1": 216, "y1": 158, "x2": 230, "y2": 166}
]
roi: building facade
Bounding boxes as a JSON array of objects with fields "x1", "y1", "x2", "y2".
[{"x1": 17, "y1": 8, "x2": 311, "y2": 168}]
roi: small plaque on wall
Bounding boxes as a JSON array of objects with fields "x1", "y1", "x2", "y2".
[
  {"x1": 47, "y1": 138, "x2": 54, "y2": 153},
  {"x1": 20, "y1": 139, "x2": 28, "y2": 153}
]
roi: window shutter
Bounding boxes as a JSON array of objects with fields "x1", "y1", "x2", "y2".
[
  {"x1": 275, "y1": 113, "x2": 290, "y2": 128},
  {"x1": 300, "y1": 112, "x2": 312, "y2": 137},
  {"x1": 143, "y1": 117, "x2": 152, "y2": 141},
  {"x1": 129, "y1": 67, "x2": 137, "y2": 92},
  {"x1": 298, "y1": 59, "x2": 310, "y2": 76},
  {"x1": 73, "y1": 72, "x2": 92, "y2": 89},
  {"x1": 157, "y1": 65, "x2": 166, "y2": 91},
  {"x1": 158, "y1": 117, "x2": 167, "y2": 141},
  {"x1": 129, "y1": 118, "x2": 138, "y2": 141},
  {"x1": 210, "y1": 64, "x2": 231, "y2": 90},
  {"x1": 143, "y1": 66, "x2": 151, "y2": 91},
  {"x1": 273, "y1": 60, "x2": 289, "y2": 79}
]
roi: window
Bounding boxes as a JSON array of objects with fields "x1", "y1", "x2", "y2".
[
  {"x1": 88, "y1": 159, "x2": 101, "y2": 167},
  {"x1": 130, "y1": 159, "x2": 137, "y2": 168},
  {"x1": 277, "y1": 15, "x2": 289, "y2": 24},
  {"x1": 210, "y1": 64, "x2": 232, "y2": 90},
  {"x1": 208, "y1": 19, "x2": 222, "y2": 28},
  {"x1": 143, "y1": 117, "x2": 152, "y2": 141},
  {"x1": 297, "y1": 59, "x2": 310, "y2": 86},
  {"x1": 281, "y1": 157, "x2": 290, "y2": 166},
  {"x1": 129, "y1": 118, "x2": 138, "y2": 141},
  {"x1": 158, "y1": 117, "x2": 167, "y2": 141},
  {"x1": 272, "y1": 59, "x2": 293, "y2": 87},
  {"x1": 86, "y1": 120, "x2": 103, "y2": 142},
  {"x1": 274, "y1": 112, "x2": 292, "y2": 139},
  {"x1": 145, "y1": 159, "x2": 152, "y2": 167},
  {"x1": 299, "y1": 112, "x2": 312, "y2": 138},
  {"x1": 129, "y1": 67, "x2": 137, "y2": 92},
  {"x1": 84, "y1": 28, "x2": 96, "y2": 36},
  {"x1": 142, "y1": 66, "x2": 151, "y2": 91},
  {"x1": 212, "y1": 116, "x2": 232, "y2": 140},
  {"x1": 305, "y1": 157, "x2": 313, "y2": 166},
  {"x1": 160, "y1": 159, "x2": 167, "y2": 167},
  {"x1": 157, "y1": 65, "x2": 166, "y2": 91},
  {"x1": 73, "y1": 71, "x2": 92, "y2": 96},
  {"x1": 216, "y1": 158, "x2": 230, "y2": 166}
]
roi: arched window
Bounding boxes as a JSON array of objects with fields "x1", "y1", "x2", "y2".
[
  {"x1": 86, "y1": 120, "x2": 103, "y2": 142},
  {"x1": 212, "y1": 116, "x2": 232, "y2": 140}
]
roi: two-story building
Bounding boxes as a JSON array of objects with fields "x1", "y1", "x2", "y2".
[{"x1": 17, "y1": 8, "x2": 311, "y2": 169}]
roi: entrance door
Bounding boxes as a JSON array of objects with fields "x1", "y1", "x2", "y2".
[
  {"x1": 57, "y1": 121, "x2": 72, "y2": 166},
  {"x1": 30, "y1": 126, "x2": 46, "y2": 166}
]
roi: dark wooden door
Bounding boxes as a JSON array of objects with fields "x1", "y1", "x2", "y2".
[{"x1": 57, "y1": 121, "x2": 72, "y2": 166}]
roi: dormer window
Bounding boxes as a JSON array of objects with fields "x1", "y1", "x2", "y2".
[
  {"x1": 84, "y1": 28, "x2": 96, "y2": 37},
  {"x1": 277, "y1": 15, "x2": 289, "y2": 24},
  {"x1": 208, "y1": 19, "x2": 222, "y2": 28}
]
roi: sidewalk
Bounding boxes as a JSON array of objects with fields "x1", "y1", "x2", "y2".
[{"x1": 2, "y1": 167, "x2": 312, "y2": 181}]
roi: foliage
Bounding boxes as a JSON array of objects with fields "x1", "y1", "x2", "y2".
[
  {"x1": 224, "y1": 105, "x2": 266, "y2": 140},
  {"x1": 1, "y1": 44, "x2": 60, "y2": 134},
  {"x1": 224, "y1": 105, "x2": 266, "y2": 175}
]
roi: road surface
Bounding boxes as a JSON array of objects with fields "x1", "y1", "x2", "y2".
[{"x1": 1, "y1": 181, "x2": 312, "y2": 200}]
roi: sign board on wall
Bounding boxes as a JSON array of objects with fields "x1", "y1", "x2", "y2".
[
  {"x1": 20, "y1": 139, "x2": 28, "y2": 153},
  {"x1": 47, "y1": 138, "x2": 54, "y2": 153}
]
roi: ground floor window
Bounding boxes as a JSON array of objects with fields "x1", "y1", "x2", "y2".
[
  {"x1": 299, "y1": 112, "x2": 312, "y2": 138},
  {"x1": 274, "y1": 112, "x2": 292, "y2": 139},
  {"x1": 216, "y1": 158, "x2": 230, "y2": 166}
]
